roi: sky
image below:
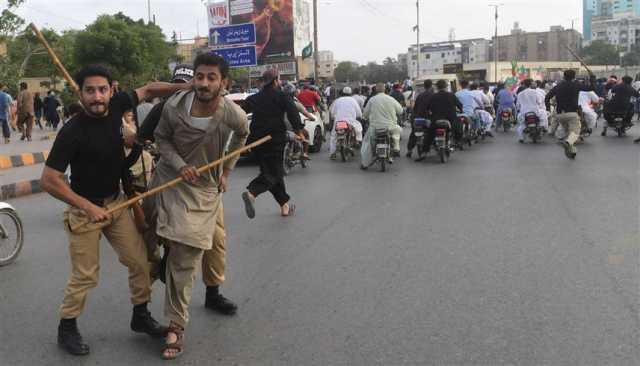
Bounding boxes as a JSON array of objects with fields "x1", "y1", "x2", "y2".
[{"x1": 6, "y1": 0, "x2": 583, "y2": 64}]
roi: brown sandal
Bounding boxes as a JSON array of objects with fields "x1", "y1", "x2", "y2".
[{"x1": 162, "y1": 323, "x2": 184, "y2": 360}]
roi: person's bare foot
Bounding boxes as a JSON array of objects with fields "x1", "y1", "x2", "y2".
[
  {"x1": 280, "y1": 202, "x2": 296, "y2": 217},
  {"x1": 162, "y1": 322, "x2": 184, "y2": 360}
]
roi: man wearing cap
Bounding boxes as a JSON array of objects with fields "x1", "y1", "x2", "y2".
[
  {"x1": 329, "y1": 86, "x2": 362, "y2": 160},
  {"x1": 361, "y1": 83, "x2": 403, "y2": 169},
  {"x1": 139, "y1": 63, "x2": 242, "y2": 317},
  {"x1": 241, "y1": 69, "x2": 304, "y2": 218}
]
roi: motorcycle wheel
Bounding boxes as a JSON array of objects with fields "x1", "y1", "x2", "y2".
[
  {"x1": 439, "y1": 148, "x2": 447, "y2": 164},
  {"x1": 283, "y1": 144, "x2": 292, "y2": 176},
  {"x1": 380, "y1": 159, "x2": 386, "y2": 172},
  {"x1": 340, "y1": 145, "x2": 347, "y2": 162},
  {"x1": 617, "y1": 128, "x2": 625, "y2": 137},
  {"x1": 532, "y1": 133, "x2": 538, "y2": 144},
  {"x1": 0, "y1": 207, "x2": 24, "y2": 267}
]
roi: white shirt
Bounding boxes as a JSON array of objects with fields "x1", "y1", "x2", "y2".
[
  {"x1": 579, "y1": 91, "x2": 599, "y2": 113},
  {"x1": 185, "y1": 92, "x2": 211, "y2": 130},
  {"x1": 472, "y1": 90, "x2": 490, "y2": 108},
  {"x1": 330, "y1": 96, "x2": 362, "y2": 123},
  {"x1": 352, "y1": 95, "x2": 365, "y2": 111},
  {"x1": 516, "y1": 88, "x2": 543, "y2": 116}
]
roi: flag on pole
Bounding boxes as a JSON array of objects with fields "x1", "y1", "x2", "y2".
[{"x1": 302, "y1": 42, "x2": 313, "y2": 59}]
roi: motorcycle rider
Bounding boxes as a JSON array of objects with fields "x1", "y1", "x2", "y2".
[
  {"x1": 544, "y1": 70, "x2": 595, "y2": 159},
  {"x1": 419, "y1": 79, "x2": 463, "y2": 159},
  {"x1": 516, "y1": 79, "x2": 548, "y2": 143},
  {"x1": 455, "y1": 80, "x2": 483, "y2": 132},
  {"x1": 282, "y1": 83, "x2": 314, "y2": 160},
  {"x1": 578, "y1": 88, "x2": 601, "y2": 132},
  {"x1": 481, "y1": 82, "x2": 495, "y2": 114},
  {"x1": 298, "y1": 84, "x2": 322, "y2": 114},
  {"x1": 470, "y1": 83, "x2": 493, "y2": 136},
  {"x1": 495, "y1": 83, "x2": 516, "y2": 129},
  {"x1": 352, "y1": 87, "x2": 366, "y2": 111},
  {"x1": 407, "y1": 79, "x2": 434, "y2": 158},
  {"x1": 329, "y1": 86, "x2": 363, "y2": 160},
  {"x1": 602, "y1": 75, "x2": 638, "y2": 136},
  {"x1": 361, "y1": 83, "x2": 403, "y2": 169}
]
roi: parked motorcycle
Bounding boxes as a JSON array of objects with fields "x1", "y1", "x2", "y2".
[{"x1": 0, "y1": 202, "x2": 24, "y2": 266}]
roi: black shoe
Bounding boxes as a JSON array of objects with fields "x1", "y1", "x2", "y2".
[
  {"x1": 241, "y1": 191, "x2": 256, "y2": 219},
  {"x1": 392, "y1": 150, "x2": 401, "y2": 158},
  {"x1": 601, "y1": 129, "x2": 607, "y2": 137},
  {"x1": 360, "y1": 165, "x2": 368, "y2": 170},
  {"x1": 486, "y1": 131, "x2": 494, "y2": 138},
  {"x1": 405, "y1": 151, "x2": 412, "y2": 158},
  {"x1": 131, "y1": 304, "x2": 168, "y2": 338},
  {"x1": 58, "y1": 319, "x2": 90, "y2": 356},
  {"x1": 634, "y1": 137, "x2": 640, "y2": 144},
  {"x1": 205, "y1": 287, "x2": 238, "y2": 316}
]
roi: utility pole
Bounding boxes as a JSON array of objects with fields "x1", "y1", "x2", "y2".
[
  {"x1": 147, "y1": 0, "x2": 151, "y2": 24},
  {"x1": 490, "y1": 4, "x2": 502, "y2": 83},
  {"x1": 313, "y1": 0, "x2": 320, "y2": 82},
  {"x1": 416, "y1": 0, "x2": 420, "y2": 81}
]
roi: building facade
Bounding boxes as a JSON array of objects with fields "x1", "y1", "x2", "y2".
[
  {"x1": 591, "y1": 16, "x2": 640, "y2": 50},
  {"x1": 489, "y1": 25, "x2": 582, "y2": 62},
  {"x1": 318, "y1": 50, "x2": 338, "y2": 79},
  {"x1": 176, "y1": 36, "x2": 209, "y2": 63},
  {"x1": 584, "y1": 0, "x2": 640, "y2": 41},
  {"x1": 403, "y1": 38, "x2": 490, "y2": 79}
]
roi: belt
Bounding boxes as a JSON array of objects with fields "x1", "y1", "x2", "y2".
[{"x1": 86, "y1": 193, "x2": 119, "y2": 207}]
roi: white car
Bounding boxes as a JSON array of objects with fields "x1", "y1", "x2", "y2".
[{"x1": 226, "y1": 93, "x2": 325, "y2": 153}]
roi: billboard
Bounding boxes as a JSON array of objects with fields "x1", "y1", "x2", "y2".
[
  {"x1": 207, "y1": 1, "x2": 229, "y2": 27},
  {"x1": 228, "y1": 0, "x2": 295, "y2": 64}
]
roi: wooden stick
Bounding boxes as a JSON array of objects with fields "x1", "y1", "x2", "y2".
[
  {"x1": 29, "y1": 23, "x2": 80, "y2": 96},
  {"x1": 70, "y1": 136, "x2": 271, "y2": 232},
  {"x1": 565, "y1": 44, "x2": 594, "y2": 76}
]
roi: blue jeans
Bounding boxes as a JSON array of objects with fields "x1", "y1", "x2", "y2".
[{"x1": 0, "y1": 118, "x2": 9, "y2": 138}]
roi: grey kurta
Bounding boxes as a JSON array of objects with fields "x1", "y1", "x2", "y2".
[{"x1": 146, "y1": 90, "x2": 248, "y2": 250}]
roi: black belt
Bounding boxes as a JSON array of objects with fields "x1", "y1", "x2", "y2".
[{"x1": 86, "y1": 193, "x2": 119, "y2": 207}]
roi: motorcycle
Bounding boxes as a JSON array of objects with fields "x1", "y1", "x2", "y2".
[
  {"x1": 432, "y1": 120, "x2": 453, "y2": 164},
  {"x1": 523, "y1": 112, "x2": 543, "y2": 143},
  {"x1": 366, "y1": 128, "x2": 392, "y2": 172},
  {"x1": 0, "y1": 202, "x2": 24, "y2": 266},
  {"x1": 283, "y1": 131, "x2": 308, "y2": 175},
  {"x1": 577, "y1": 108, "x2": 592, "y2": 142},
  {"x1": 413, "y1": 118, "x2": 428, "y2": 159},
  {"x1": 603, "y1": 112, "x2": 632, "y2": 137},
  {"x1": 334, "y1": 120, "x2": 357, "y2": 162},
  {"x1": 457, "y1": 114, "x2": 473, "y2": 149},
  {"x1": 498, "y1": 108, "x2": 516, "y2": 132}
]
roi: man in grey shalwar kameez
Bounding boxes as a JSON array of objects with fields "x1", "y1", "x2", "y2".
[{"x1": 146, "y1": 54, "x2": 248, "y2": 360}]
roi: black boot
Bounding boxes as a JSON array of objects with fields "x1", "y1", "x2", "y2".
[
  {"x1": 58, "y1": 318, "x2": 90, "y2": 356},
  {"x1": 205, "y1": 286, "x2": 238, "y2": 316},
  {"x1": 131, "y1": 303, "x2": 168, "y2": 338}
]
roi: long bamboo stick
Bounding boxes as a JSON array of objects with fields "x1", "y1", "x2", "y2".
[
  {"x1": 70, "y1": 136, "x2": 271, "y2": 231},
  {"x1": 29, "y1": 23, "x2": 80, "y2": 96},
  {"x1": 565, "y1": 44, "x2": 594, "y2": 76}
]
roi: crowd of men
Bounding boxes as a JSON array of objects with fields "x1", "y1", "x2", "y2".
[
  {"x1": 6, "y1": 49, "x2": 634, "y2": 361},
  {"x1": 0, "y1": 83, "x2": 67, "y2": 143}
]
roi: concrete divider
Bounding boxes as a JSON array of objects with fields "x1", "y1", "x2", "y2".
[
  {"x1": 0, "y1": 151, "x2": 50, "y2": 169},
  {"x1": 0, "y1": 175, "x2": 67, "y2": 200}
]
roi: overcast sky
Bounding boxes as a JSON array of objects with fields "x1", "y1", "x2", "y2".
[{"x1": 8, "y1": 0, "x2": 583, "y2": 64}]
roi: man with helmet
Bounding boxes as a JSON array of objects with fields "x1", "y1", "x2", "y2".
[{"x1": 329, "y1": 86, "x2": 363, "y2": 160}]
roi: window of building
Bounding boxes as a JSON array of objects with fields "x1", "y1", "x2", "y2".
[
  {"x1": 426, "y1": 54, "x2": 430, "y2": 59},
  {"x1": 441, "y1": 53, "x2": 445, "y2": 57}
]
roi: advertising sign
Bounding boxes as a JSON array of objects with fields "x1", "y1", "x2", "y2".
[
  {"x1": 229, "y1": 0, "x2": 295, "y2": 64},
  {"x1": 207, "y1": 1, "x2": 229, "y2": 27}
]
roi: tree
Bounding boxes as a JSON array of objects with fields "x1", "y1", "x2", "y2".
[
  {"x1": 73, "y1": 13, "x2": 173, "y2": 87},
  {"x1": 334, "y1": 61, "x2": 360, "y2": 82},
  {"x1": 621, "y1": 44, "x2": 640, "y2": 66},
  {"x1": 582, "y1": 40, "x2": 620, "y2": 65},
  {"x1": 0, "y1": 0, "x2": 25, "y2": 39}
]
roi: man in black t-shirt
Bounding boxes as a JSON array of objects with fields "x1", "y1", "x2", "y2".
[{"x1": 40, "y1": 64, "x2": 191, "y2": 356}]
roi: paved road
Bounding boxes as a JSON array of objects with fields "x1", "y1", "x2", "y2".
[{"x1": 1, "y1": 128, "x2": 639, "y2": 365}]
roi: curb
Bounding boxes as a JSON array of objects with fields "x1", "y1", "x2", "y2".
[
  {"x1": 0, "y1": 175, "x2": 67, "y2": 200},
  {"x1": 0, "y1": 151, "x2": 50, "y2": 169}
]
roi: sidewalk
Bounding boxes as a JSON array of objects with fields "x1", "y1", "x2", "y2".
[{"x1": 0, "y1": 128, "x2": 57, "y2": 199}]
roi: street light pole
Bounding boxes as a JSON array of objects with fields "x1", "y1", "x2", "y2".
[
  {"x1": 147, "y1": 0, "x2": 151, "y2": 24},
  {"x1": 416, "y1": 0, "x2": 420, "y2": 81},
  {"x1": 313, "y1": 0, "x2": 320, "y2": 81},
  {"x1": 490, "y1": 4, "x2": 501, "y2": 83}
]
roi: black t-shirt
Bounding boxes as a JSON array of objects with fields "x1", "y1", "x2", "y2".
[
  {"x1": 425, "y1": 90, "x2": 462, "y2": 123},
  {"x1": 46, "y1": 91, "x2": 139, "y2": 199}
]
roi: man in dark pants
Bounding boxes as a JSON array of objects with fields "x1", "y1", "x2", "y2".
[
  {"x1": 422, "y1": 79, "x2": 463, "y2": 154},
  {"x1": 602, "y1": 75, "x2": 638, "y2": 137},
  {"x1": 407, "y1": 79, "x2": 433, "y2": 158},
  {"x1": 241, "y1": 69, "x2": 305, "y2": 218}
]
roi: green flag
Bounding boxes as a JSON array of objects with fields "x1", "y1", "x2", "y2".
[{"x1": 302, "y1": 42, "x2": 313, "y2": 59}]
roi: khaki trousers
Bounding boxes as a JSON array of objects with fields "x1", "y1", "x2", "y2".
[
  {"x1": 556, "y1": 112, "x2": 581, "y2": 146},
  {"x1": 164, "y1": 241, "x2": 203, "y2": 327},
  {"x1": 60, "y1": 196, "x2": 152, "y2": 319},
  {"x1": 202, "y1": 204, "x2": 226, "y2": 286}
]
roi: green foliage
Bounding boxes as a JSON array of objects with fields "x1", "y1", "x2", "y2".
[
  {"x1": 73, "y1": 13, "x2": 173, "y2": 87},
  {"x1": 0, "y1": 0, "x2": 25, "y2": 39},
  {"x1": 582, "y1": 40, "x2": 620, "y2": 65},
  {"x1": 335, "y1": 58, "x2": 407, "y2": 84},
  {"x1": 334, "y1": 61, "x2": 360, "y2": 82}
]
